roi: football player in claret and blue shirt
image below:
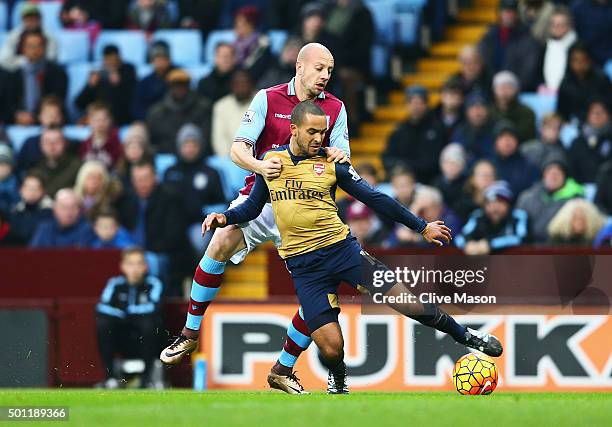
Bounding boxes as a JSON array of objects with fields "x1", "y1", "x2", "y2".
[
  {"x1": 160, "y1": 43, "x2": 351, "y2": 381},
  {"x1": 202, "y1": 101, "x2": 504, "y2": 394}
]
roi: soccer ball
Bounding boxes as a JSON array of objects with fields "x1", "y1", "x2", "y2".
[{"x1": 452, "y1": 353, "x2": 498, "y2": 395}]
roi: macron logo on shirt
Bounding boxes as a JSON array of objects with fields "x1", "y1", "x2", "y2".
[{"x1": 274, "y1": 113, "x2": 291, "y2": 119}]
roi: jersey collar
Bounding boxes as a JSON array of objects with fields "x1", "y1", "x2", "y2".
[
  {"x1": 288, "y1": 78, "x2": 326, "y2": 99},
  {"x1": 287, "y1": 144, "x2": 326, "y2": 165}
]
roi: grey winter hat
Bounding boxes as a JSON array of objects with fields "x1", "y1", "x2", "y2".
[
  {"x1": 176, "y1": 123, "x2": 203, "y2": 150},
  {"x1": 0, "y1": 144, "x2": 14, "y2": 165}
]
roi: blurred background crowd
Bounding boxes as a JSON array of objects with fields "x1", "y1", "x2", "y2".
[{"x1": 0, "y1": 0, "x2": 611, "y2": 295}]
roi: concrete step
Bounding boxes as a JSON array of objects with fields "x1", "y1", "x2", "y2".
[
  {"x1": 351, "y1": 138, "x2": 387, "y2": 154},
  {"x1": 417, "y1": 58, "x2": 461, "y2": 73},
  {"x1": 389, "y1": 90, "x2": 440, "y2": 106},
  {"x1": 403, "y1": 72, "x2": 452, "y2": 90},
  {"x1": 218, "y1": 282, "x2": 267, "y2": 299},
  {"x1": 224, "y1": 266, "x2": 267, "y2": 283},
  {"x1": 457, "y1": 8, "x2": 497, "y2": 24},
  {"x1": 430, "y1": 41, "x2": 466, "y2": 57},
  {"x1": 445, "y1": 25, "x2": 488, "y2": 42},
  {"x1": 474, "y1": 0, "x2": 499, "y2": 7},
  {"x1": 360, "y1": 122, "x2": 397, "y2": 138}
]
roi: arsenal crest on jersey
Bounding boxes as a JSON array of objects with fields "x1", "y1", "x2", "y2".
[{"x1": 313, "y1": 163, "x2": 325, "y2": 176}]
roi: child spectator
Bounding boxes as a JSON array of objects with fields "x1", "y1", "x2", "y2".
[
  {"x1": 91, "y1": 209, "x2": 134, "y2": 249},
  {"x1": 8, "y1": 173, "x2": 53, "y2": 245},
  {"x1": 80, "y1": 102, "x2": 123, "y2": 169},
  {"x1": 95, "y1": 247, "x2": 163, "y2": 388}
]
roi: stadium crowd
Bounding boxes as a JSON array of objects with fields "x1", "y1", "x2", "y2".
[{"x1": 0, "y1": 0, "x2": 611, "y2": 294}]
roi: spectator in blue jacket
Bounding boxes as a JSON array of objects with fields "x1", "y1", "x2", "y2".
[
  {"x1": 0, "y1": 144, "x2": 19, "y2": 214},
  {"x1": 8, "y1": 173, "x2": 53, "y2": 245},
  {"x1": 29, "y1": 188, "x2": 95, "y2": 247},
  {"x1": 455, "y1": 180, "x2": 529, "y2": 254},
  {"x1": 571, "y1": 0, "x2": 612, "y2": 66},
  {"x1": 132, "y1": 41, "x2": 175, "y2": 121},
  {"x1": 490, "y1": 120, "x2": 540, "y2": 195},
  {"x1": 96, "y1": 247, "x2": 164, "y2": 388},
  {"x1": 90, "y1": 209, "x2": 134, "y2": 249}
]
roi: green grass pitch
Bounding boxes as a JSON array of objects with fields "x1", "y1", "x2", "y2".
[{"x1": 0, "y1": 390, "x2": 611, "y2": 427}]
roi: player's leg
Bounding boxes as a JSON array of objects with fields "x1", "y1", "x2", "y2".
[
  {"x1": 308, "y1": 311, "x2": 349, "y2": 395},
  {"x1": 267, "y1": 307, "x2": 313, "y2": 394},
  {"x1": 270, "y1": 308, "x2": 313, "y2": 373},
  {"x1": 358, "y1": 251, "x2": 503, "y2": 357},
  {"x1": 160, "y1": 224, "x2": 246, "y2": 364},
  {"x1": 161, "y1": 199, "x2": 281, "y2": 365}
]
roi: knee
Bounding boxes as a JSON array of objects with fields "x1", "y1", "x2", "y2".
[
  {"x1": 319, "y1": 339, "x2": 344, "y2": 364},
  {"x1": 205, "y1": 227, "x2": 239, "y2": 261}
]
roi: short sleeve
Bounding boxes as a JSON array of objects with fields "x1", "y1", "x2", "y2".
[
  {"x1": 234, "y1": 89, "x2": 268, "y2": 146},
  {"x1": 328, "y1": 102, "x2": 350, "y2": 157}
]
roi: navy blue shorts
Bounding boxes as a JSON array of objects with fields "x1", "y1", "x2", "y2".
[{"x1": 284, "y1": 236, "x2": 394, "y2": 332}]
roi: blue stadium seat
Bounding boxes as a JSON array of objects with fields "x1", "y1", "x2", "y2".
[
  {"x1": 136, "y1": 64, "x2": 153, "y2": 79},
  {"x1": 10, "y1": 1, "x2": 24, "y2": 29},
  {"x1": 94, "y1": 30, "x2": 147, "y2": 65},
  {"x1": 560, "y1": 123, "x2": 579, "y2": 149},
  {"x1": 155, "y1": 153, "x2": 177, "y2": 178},
  {"x1": 185, "y1": 64, "x2": 213, "y2": 88},
  {"x1": 371, "y1": 44, "x2": 389, "y2": 78},
  {"x1": 12, "y1": 1, "x2": 62, "y2": 31},
  {"x1": 118, "y1": 125, "x2": 130, "y2": 142},
  {"x1": 204, "y1": 30, "x2": 235, "y2": 62},
  {"x1": 7, "y1": 125, "x2": 41, "y2": 154},
  {"x1": 0, "y1": 2, "x2": 7, "y2": 31},
  {"x1": 268, "y1": 30, "x2": 288, "y2": 56},
  {"x1": 604, "y1": 60, "x2": 612, "y2": 82},
  {"x1": 57, "y1": 30, "x2": 90, "y2": 64},
  {"x1": 518, "y1": 93, "x2": 557, "y2": 127},
  {"x1": 63, "y1": 125, "x2": 90, "y2": 142},
  {"x1": 364, "y1": 0, "x2": 396, "y2": 45},
  {"x1": 66, "y1": 62, "x2": 94, "y2": 121},
  {"x1": 206, "y1": 155, "x2": 250, "y2": 201},
  {"x1": 152, "y1": 30, "x2": 203, "y2": 66}
]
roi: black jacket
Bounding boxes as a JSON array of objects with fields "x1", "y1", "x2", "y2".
[
  {"x1": 163, "y1": 159, "x2": 226, "y2": 224},
  {"x1": 75, "y1": 62, "x2": 136, "y2": 125},
  {"x1": 197, "y1": 67, "x2": 235, "y2": 104},
  {"x1": 557, "y1": 68, "x2": 612, "y2": 124},
  {"x1": 478, "y1": 23, "x2": 543, "y2": 91},
  {"x1": 595, "y1": 160, "x2": 612, "y2": 215},
  {"x1": 568, "y1": 128, "x2": 612, "y2": 183},
  {"x1": 383, "y1": 112, "x2": 447, "y2": 184},
  {"x1": 8, "y1": 61, "x2": 67, "y2": 120},
  {"x1": 96, "y1": 275, "x2": 163, "y2": 318},
  {"x1": 116, "y1": 184, "x2": 188, "y2": 253}
]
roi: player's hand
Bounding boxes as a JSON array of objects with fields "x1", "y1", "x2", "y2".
[
  {"x1": 257, "y1": 157, "x2": 282, "y2": 179},
  {"x1": 201, "y1": 213, "x2": 227, "y2": 235},
  {"x1": 324, "y1": 147, "x2": 349, "y2": 163},
  {"x1": 421, "y1": 220, "x2": 452, "y2": 246}
]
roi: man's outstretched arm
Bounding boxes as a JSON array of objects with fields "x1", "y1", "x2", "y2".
[
  {"x1": 336, "y1": 163, "x2": 451, "y2": 246},
  {"x1": 202, "y1": 175, "x2": 269, "y2": 233}
]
